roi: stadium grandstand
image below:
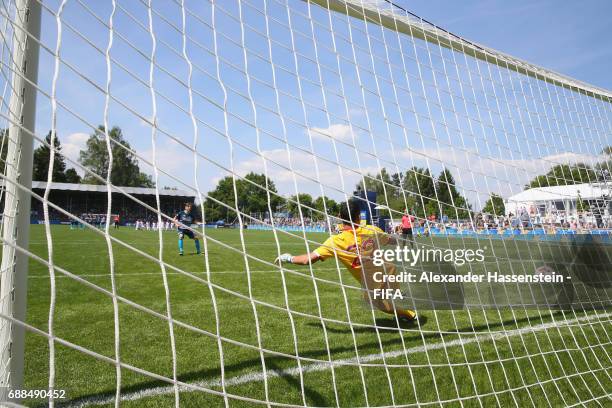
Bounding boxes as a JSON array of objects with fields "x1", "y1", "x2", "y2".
[{"x1": 25, "y1": 182, "x2": 195, "y2": 225}]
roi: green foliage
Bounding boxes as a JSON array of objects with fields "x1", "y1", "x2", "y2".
[
  {"x1": 435, "y1": 168, "x2": 471, "y2": 219},
  {"x1": 358, "y1": 168, "x2": 412, "y2": 217},
  {"x1": 204, "y1": 176, "x2": 234, "y2": 222},
  {"x1": 482, "y1": 193, "x2": 505, "y2": 216},
  {"x1": 205, "y1": 166, "x2": 474, "y2": 223},
  {"x1": 32, "y1": 131, "x2": 81, "y2": 183},
  {"x1": 361, "y1": 168, "x2": 393, "y2": 197},
  {"x1": 204, "y1": 172, "x2": 281, "y2": 222},
  {"x1": 403, "y1": 167, "x2": 436, "y2": 200},
  {"x1": 595, "y1": 148, "x2": 611, "y2": 181},
  {"x1": 355, "y1": 167, "x2": 472, "y2": 220},
  {"x1": 402, "y1": 167, "x2": 437, "y2": 218},
  {"x1": 237, "y1": 172, "x2": 281, "y2": 216},
  {"x1": 525, "y1": 163, "x2": 596, "y2": 189},
  {"x1": 33, "y1": 131, "x2": 66, "y2": 181},
  {"x1": 205, "y1": 174, "x2": 341, "y2": 222},
  {"x1": 63, "y1": 168, "x2": 82, "y2": 184},
  {"x1": 287, "y1": 193, "x2": 314, "y2": 218},
  {"x1": 79, "y1": 125, "x2": 154, "y2": 187},
  {"x1": 313, "y1": 196, "x2": 338, "y2": 220}
]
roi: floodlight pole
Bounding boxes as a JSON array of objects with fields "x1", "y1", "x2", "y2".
[{"x1": 0, "y1": 0, "x2": 41, "y2": 401}]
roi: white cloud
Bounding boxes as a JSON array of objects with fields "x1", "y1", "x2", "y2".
[
  {"x1": 173, "y1": 142, "x2": 608, "y2": 211},
  {"x1": 540, "y1": 152, "x2": 603, "y2": 166},
  {"x1": 140, "y1": 139, "x2": 194, "y2": 178},
  {"x1": 229, "y1": 148, "x2": 379, "y2": 199},
  {"x1": 307, "y1": 124, "x2": 355, "y2": 142},
  {"x1": 398, "y1": 147, "x2": 606, "y2": 207},
  {"x1": 202, "y1": 145, "x2": 606, "y2": 210},
  {"x1": 61, "y1": 132, "x2": 89, "y2": 171}
]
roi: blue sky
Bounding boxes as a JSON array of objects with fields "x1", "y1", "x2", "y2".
[
  {"x1": 22, "y1": 0, "x2": 611, "y2": 215},
  {"x1": 402, "y1": 0, "x2": 612, "y2": 90}
]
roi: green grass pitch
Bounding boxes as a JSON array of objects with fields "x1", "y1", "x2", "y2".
[{"x1": 20, "y1": 225, "x2": 611, "y2": 407}]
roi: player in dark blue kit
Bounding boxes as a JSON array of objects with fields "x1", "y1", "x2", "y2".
[{"x1": 173, "y1": 202, "x2": 201, "y2": 256}]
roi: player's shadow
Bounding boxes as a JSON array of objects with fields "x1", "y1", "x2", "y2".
[
  {"x1": 321, "y1": 315, "x2": 430, "y2": 333},
  {"x1": 307, "y1": 310, "x2": 569, "y2": 339},
  {"x1": 51, "y1": 350, "x2": 334, "y2": 408},
  {"x1": 307, "y1": 316, "x2": 449, "y2": 343},
  {"x1": 48, "y1": 312, "x2": 563, "y2": 408},
  {"x1": 265, "y1": 358, "x2": 328, "y2": 406},
  {"x1": 446, "y1": 310, "x2": 567, "y2": 333},
  {"x1": 48, "y1": 315, "x2": 436, "y2": 408}
]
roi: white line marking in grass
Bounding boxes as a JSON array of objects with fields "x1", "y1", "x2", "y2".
[
  {"x1": 29, "y1": 240, "x2": 312, "y2": 246},
  {"x1": 63, "y1": 312, "x2": 612, "y2": 407},
  {"x1": 28, "y1": 267, "x2": 342, "y2": 279}
]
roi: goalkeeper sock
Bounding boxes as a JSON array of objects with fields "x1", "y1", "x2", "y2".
[
  {"x1": 178, "y1": 239, "x2": 184, "y2": 254},
  {"x1": 195, "y1": 239, "x2": 201, "y2": 254}
]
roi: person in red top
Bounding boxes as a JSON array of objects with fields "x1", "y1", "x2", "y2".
[
  {"x1": 113, "y1": 214, "x2": 120, "y2": 229},
  {"x1": 401, "y1": 209, "x2": 415, "y2": 248}
]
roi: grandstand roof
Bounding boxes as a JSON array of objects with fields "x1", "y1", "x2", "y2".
[
  {"x1": 31, "y1": 182, "x2": 194, "y2": 198},
  {"x1": 506, "y1": 183, "x2": 610, "y2": 203}
]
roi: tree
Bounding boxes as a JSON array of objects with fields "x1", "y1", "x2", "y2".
[
  {"x1": 360, "y1": 168, "x2": 393, "y2": 198},
  {"x1": 436, "y1": 168, "x2": 471, "y2": 219},
  {"x1": 32, "y1": 131, "x2": 82, "y2": 183},
  {"x1": 32, "y1": 131, "x2": 66, "y2": 182},
  {"x1": 357, "y1": 168, "x2": 410, "y2": 216},
  {"x1": 403, "y1": 167, "x2": 435, "y2": 198},
  {"x1": 204, "y1": 172, "x2": 280, "y2": 222},
  {"x1": 64, "y1": 168, "x2": 82, "y2": 184},
  {"x1": 313, "y1": 196, "x2": 338, "y2": 220},
  {"x1": 205, "y1": 176, "x2": 235, "y2": 222},
  {"x1": 595, "y1": 147, "x2": 612, "y2": 181},
  {"x1": 287, "y1": 193, "x2": 314, "y2": 218},
  {"x1": 238, "y1": 172, "x2": 282, "y2": 216},
  {"x1": 482, "y1": 193, "x2": 505, "y2": 216},
  {"x1": 79, "y1": 125, "x2": 154, "y2": 187},
  {"x1": 525, "y1": 163, "x2": 596, "y2": 189},
  {"x1": 436, "y1": 169, "x2": 469, "y2": 219},
  {"x1": 402, "y1": 167, "x2": 436, "y2": 218},
  {"x1": 390, "y1": 172, "x2": 403, "y2": 198}
]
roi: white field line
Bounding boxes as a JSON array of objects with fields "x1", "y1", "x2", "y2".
[
  {"x1": 28, "y1": 267, "x2": 341, "y2": 279},
  {"x1": 62, "y1": 312, "x2": 612, "y2": 408},
  {"x1": 28, "y1": 240, "x2": 312, "y2": 246}
]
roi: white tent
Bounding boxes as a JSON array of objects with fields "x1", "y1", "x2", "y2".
[{"x1": 505, "y1": 183, "x2": 610, "y2": 216}]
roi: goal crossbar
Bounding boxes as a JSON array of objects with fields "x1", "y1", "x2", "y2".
[{"x1": 313, "y1": 0, "x2": 612, "y2": 101}]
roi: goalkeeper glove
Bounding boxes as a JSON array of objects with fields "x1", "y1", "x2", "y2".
[{"x1": 274, "y1": 253, "x2": 293, "y2": 265}]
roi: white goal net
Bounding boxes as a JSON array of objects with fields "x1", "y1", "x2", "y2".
[{"x1": 0, "y1": 0, "x2": 610, "y2": 406}]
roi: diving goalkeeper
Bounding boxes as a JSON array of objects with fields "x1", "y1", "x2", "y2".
[{"x1": 274, "y1": 199, "x2": 416, "y2": 321}]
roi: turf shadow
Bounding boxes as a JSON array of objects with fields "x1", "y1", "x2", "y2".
[{"x1": 48, "y1": 312, "x2": 569, "y2": 407}]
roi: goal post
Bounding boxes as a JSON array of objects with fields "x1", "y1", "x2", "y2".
[{"x1": 0, "y1": 0, "x2": 41, "y2": 400}]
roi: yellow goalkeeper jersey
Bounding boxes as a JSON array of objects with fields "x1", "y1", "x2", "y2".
[{"x1": 314, "y1": 225, "x2": 389, "y2": 271}]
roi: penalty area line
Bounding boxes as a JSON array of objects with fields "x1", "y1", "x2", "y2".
[{"x1": 63, "y1": 312, "x2": 612, "y2": 407}]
